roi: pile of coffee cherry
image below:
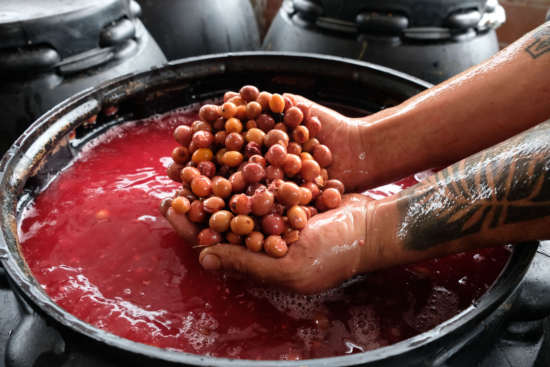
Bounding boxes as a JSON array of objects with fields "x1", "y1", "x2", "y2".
[{"x1": 164, "y1": 86, "x2": 344, "y2": 258}]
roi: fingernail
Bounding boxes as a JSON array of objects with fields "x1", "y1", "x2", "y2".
[{"x1": 201, "y1": 254, "x2": 222, "y2": 270}]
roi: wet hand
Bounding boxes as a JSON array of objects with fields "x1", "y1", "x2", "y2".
[
  {"x1": 296, "y1": 97, "x2": 372, "y2": 193},
  {"x1": 168, "y1": 194, "x2": 381, "y2": 294}
]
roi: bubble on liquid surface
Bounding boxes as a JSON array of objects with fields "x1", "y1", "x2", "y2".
[
  {"x1": 402, "y1": 286, "x2": 459, "y2": 332},
  {"x1": 247, "y1": 275, "x2": 364, "y2": 320},
  {"x1": 348, "y1": 306, "x2": 386, "y2": 350},
  {"x1": 179, "y1": 312, "x2": 219, "y2": 351}
]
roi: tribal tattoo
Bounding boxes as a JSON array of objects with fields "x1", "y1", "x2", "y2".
[
  {"x1": 397, "y1": 121, "x2": 550, "y2": 251},
  {"x1": 525, "y1": 23, "x2": 550, "y2": 59}
]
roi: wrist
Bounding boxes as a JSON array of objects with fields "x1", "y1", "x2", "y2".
[{"x1": 360, "y1": 198, "x2": 393, "y2": 273}]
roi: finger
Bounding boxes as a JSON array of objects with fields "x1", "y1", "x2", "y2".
[
  {"x1": 199, "y1": 244, "x2": 285, "y2": 285},
  {"x1": 294, "y1": 95, "x2": 348, "y2": 141},
  {"x1": 158, "y1": 197, "x2": 173, "y2": 218},
  {"x1": 166, "y1": 207, "x2": 202, "y2": 248}
]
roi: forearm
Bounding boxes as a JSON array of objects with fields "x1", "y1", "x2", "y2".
[
  {"x1": 357, "y1": 22, "x2": 550, "y2": 190},
  {"x1": 362, "y1": 120, "x2": 550, "y2": 271}
]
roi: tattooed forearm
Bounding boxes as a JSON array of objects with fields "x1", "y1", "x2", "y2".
[
  {"x1": 525, "y1": 22, "x2": 550, "y2": 59},
  {"x1": 397, "y1": 121, "x2": 550, "y2": 251}
]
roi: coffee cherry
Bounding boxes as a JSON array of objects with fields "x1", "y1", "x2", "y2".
[
  {"x1": 303, "y1": 138, "x2": 320, "y2": 153},
  {"x1": 301, "y1": 182, "x2": 320, "y2": 201},
  {"x1": 199, "y1": 105, "x2": 220, "y2": 122},
  {"x1": 192, "y1": 120, "x2": 213, "y2": 133},
  {"x1": 212, "y1": 177, "x2": 232, "y2": 199},
  {"x1": 249, "y1": 155, "x2": 267, "y2": 168},
  {"x1": 240, "y1": 85, "x2": 260, "y2": 102},
  {"x1": 222, "y1": 151, "x2": 244, "y2": 167},
  {"x1": 257, "y1": 114, "x2": 275, "y2": 132},
  {"x1": 223, "y1": 117, "x2": 240, "y2": 132},
  {"x1": 188, "y1": 200, "x2": 207, "y2": 223},
  {"x1": 251, "y1": 189, "x2": 275, "y2": 216},
  {"x1": 283, "y1": 96, "x2": 293, "y2": 112},
  {"x1": 261, "y1": 214, "x2": 284, "y2": 236},
  {"x1": 191, "y1": 176, "x2": 212, "y2": 197},
  {"x1": 257, "y1": 92, "x2": 272, "y2": 112},
  {"x1": 174, "y1": 125, "x2": 194, "y2": 146},
  {"x1": 192, "y1": 148, "x2": 214, "y2": 164},
  {"x1": 264, "y1": 236, "x2": 288, "y2": 258},
  {"x1": 282, "y1": 230, "x2": 300, "y2": 244},
  {"x1": 229, "y1": 194, "x2": 252, "y2": 215},
  {"x1": 266, "y1": 144, "x2": 287, "y2": 167},
  {"x1": 284, "y1": 107, "x2": 303, "y2": 128},
  {"x1": 265, "y1": 130, "x2": 289, "y2": 148},
  {"x1": 321, "y1": 188, "x2": 341, "y2": 209},
  {"x1": 246, "y1": 101, "x2": 262, "y2": 119},
  {"x1": 198, "y1": 228, "x2": 223, "y2": 246},
  {"x1": 299, "y1": 187, "x2": 312, "y2": 205},
  {"x1": 246, "y1": 183, "x2": 266, "y2": 196},
  {"x1": 315, "y1": 195, "x2": 329, "y2": 213},
  {"x1": 220, "y1": 102, "x2": 237, "y2": 119},
  {"x1": 216, "y1": 148, "x2": 228, "y2": 165},
  {"x1": 283, "y1": 154, "x2": 302, "y2": 176},
  {"x1": 324, "y1": 179, "x2": 345, "y2": 195},
  {"x1": 177, "y1": 187, "x2": 198, "y2": 203},
  {"x1": 245, "y1": 232, "x2": 264, "y2": 252},
  {"x1": 203, "y1": 197, "x2": 225, "y2": 214},
  {"x1": 295, "y1": 101, "x2": 312, "y2": 121},
  {"x1": 269, "y1": 94, "x2": 285, "y2": 113},
  {"x1": 209, "y1": 210, "x2": 234, "y2": 232},
  {"x1": 287, "y1": 206, "x2": 307, "y2": 229},
  {"x1": 229, "y1": 172, "x2": 247, "y2": 193},
  {"x1": 245, "y1": 128, "x2": 266, "y2": 146},
  {"x1": 224, "y1": 91, "x2": 239, "y2": 102},
  {"x1": 305, "y1": 116, "x2": 322, "y2": 138},
  {"x1": 292, "y1": 126, "x2": 309, "y2": 144},
  {"x1": 225, "y1": 132, "x2": 245, "y2": 151},
  {"x1": 301, "y1": 160, "x2": 321, "y2": 182},
  {"x1": 246, "y1": 119, "x2": 258, "y2": 130},
  {"x1": 213, "y1": 116, "x2": 226, "y2": 131},
  {"x1": 287, "y1": 142, "x2": 302, "y2": 155},
  {"x1": 167, "y1": 162, "x2": 184, "y2": 182},
  {"x1": 171, "y1": 196, "x2": 190, "y2": 214},
  {"x1": 244, "y1": 141, "x2": 262, "y2": 159},
  {"x1": 265, "y1": 165, "x2": 284, "y2": 181},
  {"x1": 313, "y1": 145, "x2": 332, "y2": 167},
  {"x1": 172, "y1": 146, "x2": 191, "y2": 164},
  {"x1": 277, "y1": 182, "x2": 301, "y2": 207},
  {"x1": 229, "y1": 96, "x2": 246, "y2": 107},
  {"x1": 197, "y1": 161, "x2": 216, "y2": 178},
  {"x1": 300, "y1": 152, "x2": 314, "y2": 161},
  {"x1": 231, "y1": 215, "x2": 255, "y2": 235},
  {"x1": 226, "y1": 230, "x2": 245, "y2": 245},
  {"x1": 235, "y1": 105, "x2": 247, "y2": 120}
]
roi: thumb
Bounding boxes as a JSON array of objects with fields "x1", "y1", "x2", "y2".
[{"x1": 199, "y1": 244, "x2": 282, "y2": 284}]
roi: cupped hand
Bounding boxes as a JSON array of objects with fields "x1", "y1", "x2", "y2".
[
  {"x1": 296, "y1": 97, "x2": 372, "y2": 193},
  {"x1": 164, "y1": 194, "x2": 381, "y2": 294}
]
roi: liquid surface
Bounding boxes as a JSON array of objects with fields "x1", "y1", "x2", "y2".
[{"x1": 19, "y1": 106, "x2": 511, "y2": 360}]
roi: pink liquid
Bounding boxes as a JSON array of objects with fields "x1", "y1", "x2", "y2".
[{"x1": 19, "y1": 105, "x2": 511, "y2": 360}]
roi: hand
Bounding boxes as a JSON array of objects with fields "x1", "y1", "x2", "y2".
[
  {"x1": 296, "y1": 97, "x2": 372, "y2": 193},
  {"x1": 165, "y1": 194, "x2": 382, "y2": 294}
]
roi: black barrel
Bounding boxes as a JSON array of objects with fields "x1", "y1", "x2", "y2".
[
  {"x1": 136, "y1": 0, "x2": 261, "y2": 60},
  {"x1": 0, "y1": 0, "x2": 167, "y2": 156},
  {"x1": 263, "y1": 0, "x2": 505, "y2": 85}
]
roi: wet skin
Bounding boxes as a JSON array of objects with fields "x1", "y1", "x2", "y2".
[{"x1": 164, "y1": 22, "x2": 550, "y2": 293}]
